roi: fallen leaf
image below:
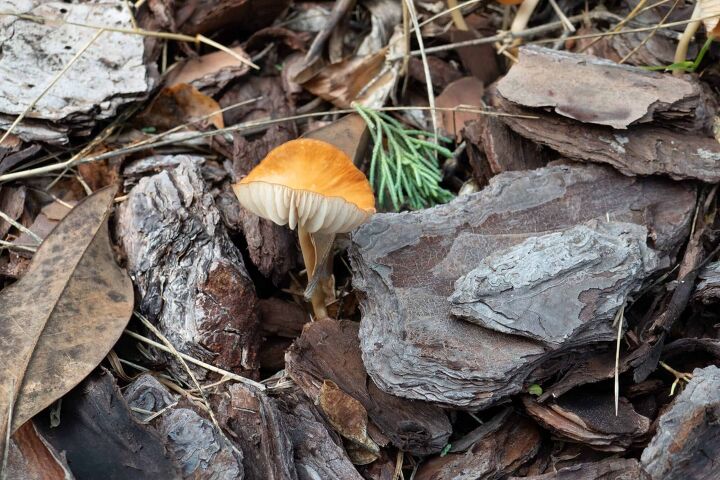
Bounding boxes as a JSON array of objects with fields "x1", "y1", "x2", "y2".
[
  {"x1": 436, "y1": 76, "x2": 485, "y2": 140},
  {"x1": 0, "y1": 186, "x2": 134, "y2": 460},
  {"x1": 699, "y1": 0, "x2": 720, "y2": 36},
  {"x1": 166, "y1": 47, "x2": 251, "y2": 93},
  {"x1": 318, "y1": 380, "x2": 380, "y2": 465},
  {"x1": 6, "y1": 421, "x2": 73, "y2": 480},
  {"x1": 139, "y1": 83, "x2": 225, "y2": 130}
]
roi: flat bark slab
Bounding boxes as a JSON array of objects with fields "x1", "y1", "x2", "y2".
[
  {"x1": 415, "y1": 411, "x2": 541, "y2": 480},
  {"x1": 38, "y1": 370, "x2": 181, "y2": 479},
  {"x1": 450, "y1": 221, "x2": 660, "y2": 346},
  {"x1": 285, "y1": 319, "x2": 452, "y2": 455},
  {"x1": 641, "y1": 365, "x2": 720, "y2": 479},
  {"x1": 511, "y1": 458, "x2": 650, "y2": 480},
  {"x1": 124, "y1": 374, "x2": 245, "y2": 480},
  {"x1": 522, "y1": 392, "x2": 650, "y2": 451},
  {"x1": 0, "y1": 0, "x2": 153, "y2": 143},
  {"x1": 497, "y1": 46, "x2": 714, "y2": 130},
  {"x1": 116, "y1": 157, "x2": 260, "y2": 378},
  {"x1": 495, "y1": 94, "x2": 720, "y2": 183},
  {"x1": 350, "y1": 163, "x2": 694, "y2": 408}
]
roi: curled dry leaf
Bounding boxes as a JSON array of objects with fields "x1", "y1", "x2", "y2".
[
  {"x1": 318, "y1": 380, "x2": 380, "y2": 465},
  {"x1": 699, "y1": 0, "x2": 720, "y2": 37},
  {"x1": 138, "y1": 83, "x2": 225, "y2": 131},
  {"x1": 0, "y1": 186, "x2": 134, "y2": 461},
  {"x1": 436, "y1": 76, "x2": 485, "y2": 140},
  {"x1": 6, "y1": 422, "x2": 73, "y2": 480},
  {"x1": 166, "y1": 47, "x2": 251, "y2": 93}
]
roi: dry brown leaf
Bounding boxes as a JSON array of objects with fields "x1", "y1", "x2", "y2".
[
  {"x1": 6, "y1": 422, "x2": 73, "y2": 480},
  {"x1": 436, "y1": 76, "x2": 485, "y2": 141},
  {"x1": 167, "y1": 47, "x2": 251, "y2": 91},
  {"x1": 318, "y1": 380, "x2": 380, "y2": 465},
  {"x1": 139, "y1": 83, "x2": 225, "y2": 130},
  {"x1": 300, "y1": 50, "x2": 387, "y2": 108},
  {"x1": 0, "y1": 186, "x2": 134, "y2": 463},
  {"x1": 699, "y1": 0, "x2": 720, "y2": 36}
]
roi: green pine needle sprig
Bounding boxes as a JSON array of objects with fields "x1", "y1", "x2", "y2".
[{"x1": 354, "y1": 104, "x2": 454, "y2": 211}]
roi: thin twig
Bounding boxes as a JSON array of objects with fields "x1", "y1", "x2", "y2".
[
  {"x1": 613, "y1": 304, "x2": 625, "y2": 416},
  {"x1": 0, "y1": 211, "x2": 42, "y2": 244},
  {"x1": 0, "y1": 28, "x2": 104, "y2": 144},
  {"x1": 123, "y1": 329, "x2": 266, "y2": 391}
]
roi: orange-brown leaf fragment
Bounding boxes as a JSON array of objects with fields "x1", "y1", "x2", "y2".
[
  {"x1": 318, "y1": 380, "x2": 380, "y2": 464},
  {"x1": 139, "y1": 83, "x2": 225, "y2": 130}
]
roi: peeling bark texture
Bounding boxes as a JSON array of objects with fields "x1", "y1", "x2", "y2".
[
  {"x1": 38, "y1": 370, "x2": 181, "y2": 479},
  {"x1": 124, "y1": 374, "x2": 244, "y2": 480},
  {"x1": 496, "y1": 96, "x2": 720, "y2": 183},
  {"x1": 214, "y1": 384, "x2": 297, "y2": 480},
  {"x1": 116, "y1": 158, "x2": 260, "y2": 378},
  {"x1": 0, "y1": 0, "x2": 153, "y2": 144},
  {"x1": 350, "y1": 163, "x2": 694, "y2": 408},
  {"x1": 641, "y1": 365, "x2": 720, "y2": 479},
  {"x1": 450, "y1": 222, "x2": 661, "y2": 346},
  {"x1": 415, "y1": 411, "x2": 541, "y2": 480},
  {"x1": 463, "y1": 117, "x2": 545, "y2": 185},
  {"x1": 497, "y1": 46, "x2": 715, "y2": 131},
  {"x1": 694, "y1": 260, "x2": 720, "y2": 303},
  {"x1": 285, "y1": 319, "x2": 452, "y2": 455},
  {"x1": 511, "y1": 457, "x2": 650, "y2": 480},
  {"x1": 275, "y1": 388, "x2": 363, "y2": 480},
  {"x1": 522, "y1": 393, "x2": 650, "y2": 452}
]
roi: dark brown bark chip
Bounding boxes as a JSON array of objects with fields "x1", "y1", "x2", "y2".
[
  {"x1": 285, "y1": 318, "x2": 452, "y2": 455},
  {"x1": 510, "y1": 457, "x2": 651, "y2": 480},
  {"x1": 641, "y1": 365, "x2": 720, "y2": 480},
  {"x1": 350, "y1": 163, "x2": 694, "y2": 408}
]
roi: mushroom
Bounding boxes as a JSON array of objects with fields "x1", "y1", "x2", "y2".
[{"x1": 232, "y1": 138, "x2": 375, "y2": 319}]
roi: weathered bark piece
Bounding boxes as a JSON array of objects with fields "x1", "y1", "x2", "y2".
[
  {"x1": 116, "y1": 158, "x2": 260, "y2": 378},
  {"x1": 641, "y1": 365, "x2": 720, "y2": 479},
  {"x1": 463, "y1": 117, "x2": 544, "y2": 185},
  {"x1": 694, "y1": 260, "x2": 720, "y2": 303},
  {"x1": 415, "y1": 411, "x2": 540, "y2": 480},
  {"x1": 275, "y1": 388, "x2": 364, "y2": 480},
  {"x1": 511, "y1": 457, "x2": 650, "y2": 480},
  {"x1": 259, "y1": 298, "x2": 309, "y2": 338},
  {"x1": 450, "y1": 222, "x2": 661, "y2": 346},
  {"x1": 214, "y1": 383, "x2": 298, "y2": 480},
  {"x1": 285, "y1": 319, "x2": 452, "y2": 455},
  {"x1": 497, "y1": 46, "x2": 714, "y2": 130},
  {"x1": 350, "y1": 163, "x2": 694, "y2": 408},
  {"x1": 124, "y1": 374, "x2": 244, "y2": 480},
  {"x1": 496, "y1": 97, "x2": 720, "y2": 183},
  {"x1": 522, "y1": 393, "x2": 650, "y2": 451},
  {"x1": 38, "y1": 370, "x2": 181, "y2": 479},
  {"x1": 0, "y1": 185, "x2": 25, "y2": 239},
  {"x1": 177, "y1": 0, "x2": 291, "y2": 35},
  {"x1": 0, "y1": 0, "x2": 153, "y2": 144}
]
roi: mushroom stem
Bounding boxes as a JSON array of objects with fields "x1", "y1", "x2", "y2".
[
  {"x1": 673, "y1": 1, "x2": 702, "y2": 77},
  {"x1": 298, "y1": 226, "x2": 328, "y2": 320},
  {"x1": 509, "y1": 0, "x2": 541, "y2": 53}
]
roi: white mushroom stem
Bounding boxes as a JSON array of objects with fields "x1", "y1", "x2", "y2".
[
  {"x1": 673, "y1": 1, "x2": 703, "y2": 77},
  {"x1": 298, "y1": 225, "x2": 328, "y2": 320}
]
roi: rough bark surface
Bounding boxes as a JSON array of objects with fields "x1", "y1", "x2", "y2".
[
  {"x1": 497, "y1": 46, "x2": 715, "y2": 130},
  {"x1": 124, "y1": 374, "x2": 244, "y2": 480},
  {"x1": 522, "y1": 393, "x2": 650, "y2": 451},
  {"x1": 641, "y1": 365, "x2": 720, "y2": 479},
  {"x1": 511, "y1": 458, "x2": 650, "y2": 480},
  {"x1": 694, "y1": 260, "x2": 720, "y2": 303},
  {"x1": 275, "y1": 388, "x2": 363, "y2": 480},
  {"x1": 116, "y1": 158, "x2": 260, "y2": 378},
  {"x1": 463, "y1": 117, "x2": 545, "y2": 185},
  {"x1": 450, "y1": 222, "x2": 660, "y2": 346},
  {"x1": 0, "y1": 0, "x2": 153, "y2": 143},
  {"x1": 38, "y1": 370, "x2": 181, "y2": 479},
  {"x1": 415, "y1": 411, "x2": 541, "y2": 480},
  {"x1": 496, "y1": 97, "x2": 720, "y2": 183},
  {"x1": 214, "y1": 384, "x2": 298, "y2": 480},
  {"x1": 350, "y1": 163, "x2": 694, "y2": 408},
  {"x1": 285, "y1": 319, "x2": 452, "y2": 455}
]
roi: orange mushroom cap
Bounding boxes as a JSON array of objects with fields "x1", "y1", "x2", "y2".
[{"x1": 233, "y1": 138, "x2": 376, "y2": 234}]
